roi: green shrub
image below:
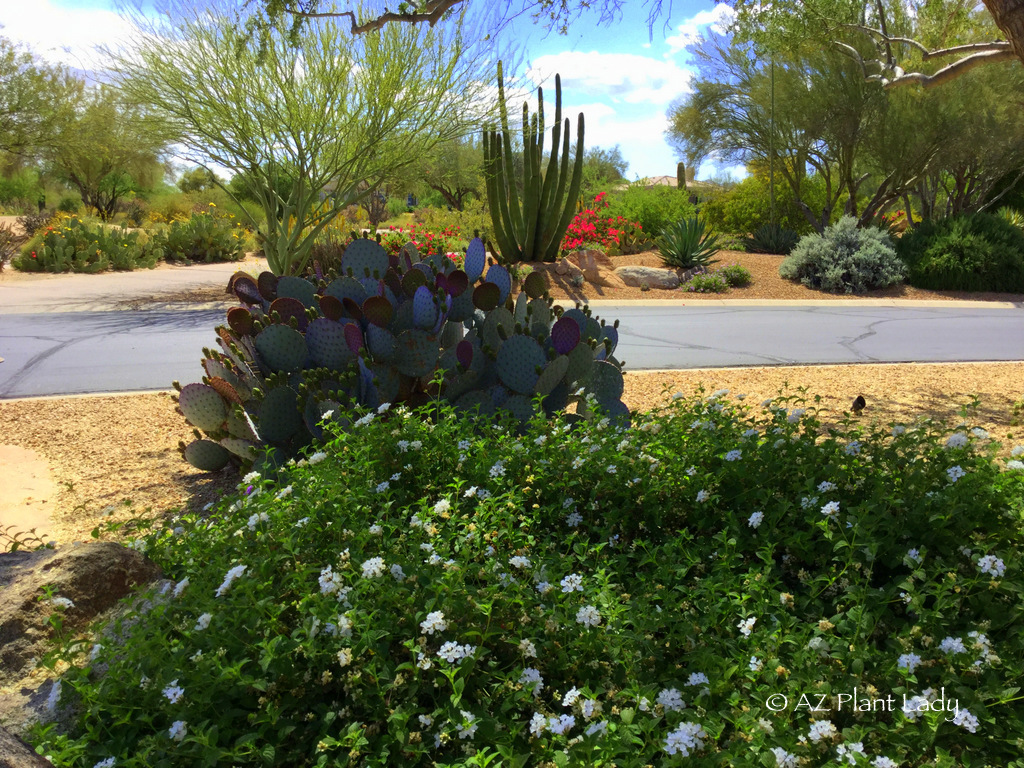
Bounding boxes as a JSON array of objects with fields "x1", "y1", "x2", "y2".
[
  {"x1": 414, "y1": 199, "x2": 491, "y2": 244},
  {"x1": 56, "y1": 196, "x2": 81, "y2": 214},
  {"x1": 716, "y1": 263, "x2": 752, "y2": 287},
  {"x1": 701, "y1": 172, "x2": 828, "y2": 237},
  {"x1": 12, "y1": 217, "x2": 162, "y2": 273},
  {"x1": 897, "y1": 213, "x2": 1024, "y2": 293},
  {"x1": 682, "y1": 271, "x2": 729, "y2": 292},
  {"x1": 33, "y1": 392, "x2": 1024, "y2": 766},
  {"x1": 780, "y1": 216, "x2": 905, "y2": 293},
  {"x1": 158, "y1": 210, "x2": 247, "y2": 264},
  {"x1": 743, "y1": 223, "x2": 800, "y2": 255},
  {"x1": 656, "y1": 216, "x2": 721, "y2": 269},
  {"x1": 603, "y1": 184, "x2": 696, "y2": 237}
]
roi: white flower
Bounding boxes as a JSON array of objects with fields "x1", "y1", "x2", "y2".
[
  {"x1": 572, "y1": 456, "x2": 585, "y2": 469},
  {"x1": 548, "y1": 714, "x2": 576, "y2": 735},
  {"x1": 433, "y1": 498, "x2": 451, "y2": 514},
  {"x1": 354, "y1": 412, "x2": 374, "y2": 427},
  {"x1": 821, "y1": 501, "x2": 841, "y2": 517},
  {"x1": 737, "y1": 617, "x2": 756, "y2": 637},
  {"x1": 418, "y1": 714, "x2": 433, "y2": 728},
  {"x1": 946, "y1": 432, "x2": 968, "y2": 448},
  {"x1": 907, "y1": 548, "x2": 922, "y2": 563},
  {"x1": 897, "y1": 653, "x2": 922, "y2": 674},
  {"x1": 215, "y1": 565, "x2": 246, "y2": 597},
  {"x1": 172, "y1": 578, "x2": 189, "y2": 598},
  {"x1": 458, "y1": 439, "x2": 471, "y2": 450},
  {"x1": 275, "y1": 485, "x2": 293, "y2": 501},
  {"x1": 308, "y1": 451, "x2": 328, "y2": 465},
  {"x1": 536, "y1": 581, "x2": 553, "y2": 595},
  {"x1": 817, "y1": 480, "x2": 837, "y2": 493},
  {"x1": 978, "y1": 555, "x2": 1006, "y2": 577},
  {"x1": 420, "y1": 611, "x2": 447, "y2": 635},
  {"x1": 801, "y1": 495, "x2": 819, "y2": 509},
  {"x1": 560, "y1": 573, "x2": 583, "y2": 593},
  {"x1": 743, "y1": 428, "x2": 759, "y2": 438},
  {"x1": 1013, "y1": 445, "x2": 1024, "y2": 457},
  {"x1": 725, "y1": 450, "x2": 742, "y2": 461},
  {"x1": 576, "y1": 605, "x2": 602, "y2": 627},
  {"x1": 1008, "y1": 460, "x2": 1024, "y2": 470},
  {"x1": 657, "y1": 687, "x2": 685, "y2": 712},
  {"x1": 247, "y1": 512, "x2": 270, "y2": 529},
  {"x1": 749, "y1": 656, "x2": 763, "y2": 671},
  {"x1": 586, "y1": 720, "x2": 608, "y2": 737},
  {"x1": 361, "y1": 557, "x2": 386, "y2": 578},
  {"x1": 606, "y1": 464, "x2": 617, "y2": 474},
  {"x1": 519, "y1": 638, "x2": 537, "y2": 657},
  {"x1": 871, "y1": 758, "x2": 898, "y2": 768},
  {"x1": 242, "y1": 471, "x2": 260, "y2": 484},
  {"x1": 953, "y1": 708, "x2": 979, "y2": 733},
  {"x1": 162, "y1": 680, "x2": 185, "y2": 704},
  {"x1": 902, "y1": 695, "x2": 929, "y2": 720},
  {"x1": 787, "y1": 408, "x2": 806, "y2": 423},
  {"x1": 520, "y1": 668, "x2": 544, "y2": 695},
  {"x1": 437, "y1": 642, "x2": 475, "y2": 663},
  {"x1": 294, "y1": 517, "x2": 310, "y2": 528},
  {"x1": 845, "y1": 440, "x2": 862, "y2": 456},
  {"x1": 337, "y1": 648, "x2": 353, "y2": 667},
  {"x1": 375, "y1": 481, "x2": 390, "y2": 493},
  {"x1": 389, "y1": 563, "x2": 406, "y2": 581},
  {"x1": 489, "y1": 460, "x2": 506, "y2": 478},
  {"x1": 416, "y1": 653, "x2": 432, "y2": 670},
  {"x1": 771, "y1": 747, "x2": 798, "y2": 767},
  {"x1": 45, "y1": 681, "x2": 61, "y2": 714},
  {"x1": 663, "y1": 721, "x2": 707, "y2": 756},
  {"x1": 50, "y1": 596, "x2": 74, "y2": 610},
  {"x1": 563, "y1": 686, "x2": 581, "y2": 706},
  {"x1": 168, "y1": 720, "x2": 187, "y2": 742},
  {"x1": 457, "y1": 710, "x2": 478, "y2": 739},
  {"x1": 463, "y1": 486, "x2": 478, "y2": 498},
  {"x1": 747, "y1": 511, "x2": 764, "y2": 529},
  {"x1": 837, "y1": 742, "x2": 866, "y2": 764},
  {"x1": 409, "y1": 440, "x2": 422, "y2": 451},
  {"x1": 93, "y1": 759, "x2": 117, "y2": 768},
  {"x1": 319, "y1": 565, "x2": 343, "y2": 596},
  {"x1": 687, "y1": 672, "x2": 709, "y2": 687},
  {"x1": 566, "y1": 512, "x2": 583, "y2": 527},
  {"x1": 377, "y1": 402, "x2": 391, "y2": 413},
  {"x1": 807, "y1": 720, "x2": 837, "y2": 742},
  {"x1": 695, "y1": 490, "x2": 710, "y2": 503},
  {"x1": 529, "y1": 712, "x2": 547, "y2": 736},
  {"x1": 476, "y1": 488, "x2": 492, "y2": 500},
  {"x1": 195, "y1": 612, "x2": 212, "y2": 631},
  {"x1": 939, "y1": 636, "x2": 966, "y2": 655},
  {"x1": 581, "y1": 698, "x2": 597, "y2": 718},
  {"x1": 972, "y1": 427, "x2": 988, "y2": 439},
  {"x1": 947, "y1": 465, "x2": 966, "y2": 483}
]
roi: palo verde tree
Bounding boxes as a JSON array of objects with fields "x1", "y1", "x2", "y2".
[{"x1": 112, "y1": 1, "x2": 496, "y2": 276}]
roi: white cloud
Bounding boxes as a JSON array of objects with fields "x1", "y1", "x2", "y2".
[
  {"x1": 527, "y1": 50, "x2": 694, "y2": 106},
  {"x1": 0, "y1": 0, "x2": 135, "y2": 70},
  {"x1": 664, "y1": 3, "x2": 737, "y2": 55}
]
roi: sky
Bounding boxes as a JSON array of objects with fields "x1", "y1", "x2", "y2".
[{"x1": 0, "y1": 0, "x2": 742, "y2": 181}]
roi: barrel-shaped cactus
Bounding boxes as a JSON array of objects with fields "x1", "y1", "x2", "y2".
[{"x1": 175, "y1": 236, "x2": 626, "y2": 471}]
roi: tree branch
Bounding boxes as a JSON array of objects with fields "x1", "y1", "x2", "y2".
[{"x1": 289, "y1": 0, "x2": 464, "y2": 34}]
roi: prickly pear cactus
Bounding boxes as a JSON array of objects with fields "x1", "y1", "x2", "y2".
[{"x1": 175, "y1": 235, "x2": 627, "y2": 471}]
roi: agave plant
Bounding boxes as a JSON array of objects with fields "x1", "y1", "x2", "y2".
[
  {"x1": 656, "y1": 216, "x2": 721, "y2": 269},
  {"x1": 174, "y1": 236, "x2": 628, "y2": 473},
  {"x1": 743, "y1": 223, "x2": 800, "y2": 255},
  {"x1": 997, "y1": 206, "x2": 1024, "y2": 232}
]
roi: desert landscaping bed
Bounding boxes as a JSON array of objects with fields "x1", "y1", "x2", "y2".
[{"x1": 1, "y1": 361, "x2": 1021, "y2": 547}]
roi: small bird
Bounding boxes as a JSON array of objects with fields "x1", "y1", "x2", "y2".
[{"x1": 851, "y1": 395, "x2": 866, "y2": 415}]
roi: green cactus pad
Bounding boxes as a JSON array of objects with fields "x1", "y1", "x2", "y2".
[
  {"x1": 183, "y1": 439, "x2": 231, "y2": 471},
  {"x1": 226, "y1": 407, "x2": 259, "y2": 440},
  {"x1": 342, "y1": 239, "x2": 389, "y2": 278},
  {"x1": 393, "y1": 329, "x2": 440, "y2": 378},
  {"x1": 503, "y1": 394, "x2": 536, "y2": 422},
  {"x1": 542, "y1": 381, "x2": 570, "y2": 416},
  {"x1": 306, "y1": 318, "x2": 355, "y2": 370},
  {"x1": 366, "y1": 325, "x2": 396, "y2": 362},
  {"x1": 276, "y1": 275, "x2": 316, "y2": 308},
  {"x1": 485, "y1": 264, "x2": 512, "y2": 304},
  {"x1": 359, "y1": 295, "x2": 392, "y2": 328},
  {"x1": 565, "y1": 341, "x2": 594, "y2": 385},
  {"x1": 257, "y1": 271, "x2": 279, "y2": 301},
  {"x1": 220, "y1": 438, "x2": 257, "y2": 460},
  {"x1": 318, "y1": 294, "x2": 344, "y2": 321},
  {"x1": 534, "y1": 354, "x2": 569, "y2": 396},
  {"x1": 398, "y1": 241, "x2": 420, "y2": 265},
  {"x1": 439, "y1": 320, "x2": 464, "y2": 349},
  {"x1": 482, "y1": 307, "x2": 514, "y2": 352},
  {"x1": 464, "y1": 238, "x2": 486, "y2": 283},
  {"x1": 369, "y1": 362, "x2": 401, "y2": 403},
  {"x1": 402, "y1": 268, "x2": 428, "y2": 297},
  {"x1": 269, "y1": 297, "x2": 308, "y2": 330},
  {"x1": 258, "y1": 386, "x2": 303, "y2": 443},
  {"x1": 514, "y1": 292, "x2": 529, "y2": 324},
  {"x1": 473, "y1": 282, "x2": 501, "y2": 311},
  {"x1": 585, "y1": 315, "x2": 602, "y2": 343},
  {"x1": 496, "y1": 334, "x2": 545, "y2": 394},
  {"x1": 392, "y1": 300, "x2": 416, "y2": 333},
  {"x1": 454, "y1": 389, "x2": 495, "y2": 416},
  {"x1": 412, "y1": 285, "x2": 438, "y2": 330},
  {"x1": 226, "y1": 307, "x2": 254, "y2": 336},
  {"x1": 600, "y1": 324, "x2": 619, "y2": 355},
  {"x1": 324, "y1": 276, "x2": 368, "y2": 306},
  {"x1": 447, "y1": 290, "x2": 476, "y2": 322},
  {"x1": 586, "y1": 359, "x2": 624, "y2": 403},
  {"x1": 255, "y1": 324, "x2": 308, "y2": 373},
  {"x1": 522, "y1": 271, "x2": 546, "y2": 299},
  {"x1": 527, "y1": 298, "x2": 551, "y2": 326},
  {"x1": 444, "y1": 369, "x2": 479, "y2": 401},
  {"x1": 178, "y1": 383, "x2": 228, "y2": 432}
]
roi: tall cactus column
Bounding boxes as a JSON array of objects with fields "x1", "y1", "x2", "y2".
[{"x1": 483, "y1": 62, "x2": 585, "y2": 264}]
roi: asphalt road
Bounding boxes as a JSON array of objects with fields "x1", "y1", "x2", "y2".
[{"x1": 1, "y1": 304, "x2": 1023, "y2": 399}]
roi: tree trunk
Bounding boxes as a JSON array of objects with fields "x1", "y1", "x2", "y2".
[{"x1": 983, "y1": 0, "x2": 1024, "y2": 65}]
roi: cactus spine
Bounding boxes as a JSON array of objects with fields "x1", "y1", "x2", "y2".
[{"x1": 483, "y1": 62, "x2": 584, "y2": 264}]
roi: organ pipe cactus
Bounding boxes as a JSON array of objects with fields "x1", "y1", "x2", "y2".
[
  {"x1": 483, "y1": 62, "x2": 584, "y2": 265},
  {"x1": 175, "y1": 235, "x2": 626, "y2": 472}
]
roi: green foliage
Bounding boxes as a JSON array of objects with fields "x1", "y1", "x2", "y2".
[
  {"x1": 996, "y1": 207, "x2": 1024, "y2": 232},
  {"x1": 17, "y1": 211, "x2": 51, "y2": 237},
  {"x1": 484, "y1": 62, "x2": 584, "y2": 264},
  {"x1": 176, "y1": 236, "x2": 626, "y2": 472},
  {"x1": 603, "y1": 184, "x2": 696, "y2": 238},
  {"x1": 414, "y1": 199, "x2": 491, "y2": 245},
  {"x1": 743, "y1": 222, "x2": 801, "y2": 255},
  {"x1": 716, "y1": 263, "x2": 753, "y2": 287},
  {"x1": 158, "y1": 208, "x2": 247, "y2": 264},
  {"x1": 0, "y1": 169, "x2": 40, "y2": 211},
  {"x1": 177, "y1": 167, "x2": 220, "y2": 194},
  {"x1": 896, "y1": 213, "x2": 1024, "y2": 292},
  {"x1": 780, "y1": 216, "x2": 906, "y2": 293},
  {"x1": 682, "y1": 270, "x2": 729, "y2": 293},
  {"x1": 55, "y1": 195, "x2": 80, "y2": 214},
  {"x1": 34, "y1": 388, "x2": 1024, "y2": 766},
  {"x1": 579, "y1": 144, "x2": 628, "y2": 200},
  {"x1": 703, "y1": 173, "x2": 822, "y2": 237},
  {"x1": 656, "y1": 216, "x2": 721, "y2": 269},
  {"x1": 13, "y1": 216, "x2": 163, "y2": 273}
]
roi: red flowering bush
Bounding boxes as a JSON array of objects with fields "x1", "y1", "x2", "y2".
[
  {"x1": 561, "y1": 193, "x2": 647, "y2": 255},
  {"x1": 379, "y1": 224, "x2": 467, "y2": 268}
]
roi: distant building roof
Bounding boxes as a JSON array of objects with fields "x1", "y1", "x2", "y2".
[{"x1": 615, "y1": 176, "x2": 718, "y2": 191}]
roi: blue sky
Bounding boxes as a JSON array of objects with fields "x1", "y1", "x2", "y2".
[{"x1": 0, "y1": 0, "x2": 740, "y2": 180}]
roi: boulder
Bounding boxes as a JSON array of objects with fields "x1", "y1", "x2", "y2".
[
  {"x1": 0, "y1": 543, "x2": 162, "y2": 684},
  {"x1": 562, "y1": 250, "x2": 626, "y2": 289},
  {"x1": 614, "y1": 266, "x2": 681, "y2": 290},
  {"x1": 0, "y1": 724, "x2": 51, "y2": 767}
]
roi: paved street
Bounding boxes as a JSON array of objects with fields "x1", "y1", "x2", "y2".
[{"x1": 1, "y1": 303, "x2": 1022, "y2": 398}]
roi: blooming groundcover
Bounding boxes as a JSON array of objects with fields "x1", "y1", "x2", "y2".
[{"x1": 34, "y1": 392, "x2": 1024, "y2": 766}]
